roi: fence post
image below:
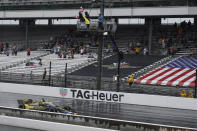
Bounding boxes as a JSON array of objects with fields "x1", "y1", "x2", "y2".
[
  {"x1": 65, "y1": 63, "x2": 67, "y2": 88},
  {"x1": 195, "y1": 69, "x2": 197, "y2": 98},
  {"x1": 49, "y1": 61, "x2": 51, "y2": 86}
]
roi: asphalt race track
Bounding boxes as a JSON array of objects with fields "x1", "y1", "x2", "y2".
[
  {"x1": 0, "y1": 125, "x2": 42, "y2": 131},
  {"x1": 0, "y1": 92, "x2": 197, "y2": 129}
]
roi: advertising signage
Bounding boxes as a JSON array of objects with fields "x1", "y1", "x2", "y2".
[{"x1": 60, "y1": 88, "x2": 125, "y2": 103}]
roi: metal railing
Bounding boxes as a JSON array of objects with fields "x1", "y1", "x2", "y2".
[
  {"x1": 0, "y1": 40, "x2": 49, "y2": 51},
  {"x1": 0, "y1": 68, "x2": 189, "y2": 97}
]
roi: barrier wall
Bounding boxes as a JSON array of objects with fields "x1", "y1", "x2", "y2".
[
  {"x1": 0, "y1": 115, "x2": 115, "y2": 131},
  {"x1": 0, "y1": 107, "x2": 195, "y2": 131},
  {"x1": 1, "y1": 82, "x2": 197, "y2": 110}
]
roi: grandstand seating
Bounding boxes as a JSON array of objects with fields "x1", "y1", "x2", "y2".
[
  {"x1": 0, "y1": 24, "x2": 195, "y2": 55},
  {"x1": 1, "y1": 53, "x2": 97, "y2": 76},
  {"x1": 0, "y1": 51, "x2": 47, "y2": 70}
]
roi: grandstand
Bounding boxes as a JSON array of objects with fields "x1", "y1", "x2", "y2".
[
  {"x1": 0, "y1": 0, "x2": 197, "y2": 96},
  {"x1": 1, "y1": 53, "x2": 97, "y2": 76},
  {"x1": 1, "y1": 0, "x2": 197, "y2": 131},
  {"x1": 0, "y1": 51, "x2": 48, "y2": 70}
]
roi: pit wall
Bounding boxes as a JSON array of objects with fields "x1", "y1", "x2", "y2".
[
  {"x1": 0, "y1": 82, "x2": 197, "y2": 110},
  {"x1": 0, "y1": 106, "x2": 195, "y2": 131}
]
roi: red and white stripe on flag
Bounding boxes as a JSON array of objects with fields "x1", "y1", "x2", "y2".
[{"x1": 135, "y1": 67, "x2": 196, "y2": 87}]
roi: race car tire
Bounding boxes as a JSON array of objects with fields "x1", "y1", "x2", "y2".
[
  {"x1": 18, "y1": 104, "x2": 25, "y2": 109},
  {"x1": 64, "y1": 106, "x2": 71, "y2": 111}
]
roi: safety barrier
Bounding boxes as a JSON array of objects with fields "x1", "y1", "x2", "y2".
[
  {"x1": 0, "y1": 106, "x2": 195, "y2": 131},
  {"x1": 1, "y1": 82, "x2": 197, "y2": 110}
]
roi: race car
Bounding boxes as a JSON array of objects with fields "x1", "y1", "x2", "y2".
[{"x1": 17, "y1": 98, "x2": 77, "y2": 115}]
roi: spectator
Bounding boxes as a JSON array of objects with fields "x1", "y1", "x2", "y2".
[
  {"x1": 26, "y1": 61, "x2": 34, "y2": 66},
  {"x1": 169, "y1": 47, "x2": 174, "y2": 55},
  {"x1": 38, "y1": 59, "x2": 42, "y2": 66},
  {"x1": 136, "y1": 42, "x2": 141, "y2": 47},
  {"x1": 6, "y1": 50, "x2": 9, "y2": 56},
  {"x1": 188, "y1": 91, "x2": 194, "y2": 98},
  {"x1": 135, "y1": 47, "x2": 140, "y2": 55},
  {"x1": 188, "y1": 20, "x2": 191, "y2": 29},
  {"x1": 12, "y1": 44, "x2": 18, "y2": 56},
  {"x1": 53, "y1": 45, "x2": 57, "y2": 54},
  {"x1": 143, "y1": 47, "x2": 148, "y2": 55},
  {"x1": 79, "y1": 6, "x2": 83, "y2": 13},
  {"x1": 80, "y1": 47, "x2": 84, "y2": 55},
  {"x1": 162, "y1": 38, "x2": 165, "y2": 49},
  {"x1": 126, "y1": 75, "x2": 134, "y2": 86},
  {"x1": 5, "y1": 43, "x2": 9, "y2": 51},
  {"x1": 0, "y1": 43, "x2": 4, "y2": 53},
  {"x1": 42, "y1": 68, "x2": 47, "y2": 81},
  {"x1": 79, "y1": 12, "x2": 85, "y2": 22},
  {"x1": 27, "y1": 48, "x2": 31, "y2": 56},
  {"x1": 158, "y1": 37, "x2": 162, "y2": 45},
  {"x1": 174, "y1": 22, "x2": 177, "y2": 29},
  {"x1": 98, "y1": 13, "x2": 104, "y2": 30},
  {"x1": 84, "y1": 11, "x2": 90, "y2": 29},
  {"x1": 179, "y1": 89, "x2": 186, "y2": 97},
  {"x1": 30, "y1": 71, "x2": 33, "y2": 80},
  {"x1": 11, "y1": 46, "x2": 14, "y2": 56},
  {"x1": 85, "y1": 11, "x2": 90, "y2": 21},
  {"x1": 111, "y1": 42, "x2": 115, "y2": 51},
  {"x1": 130, "y1": 44, "x2": 135, "y2": 54},
  {"x1": 88, "y1": 53, "x2": 94, "y2": 58},
  {"x1": 189, "y1": 49, "x2": 194, "y2": 56},
  {"x1": 63, "y1": 50, "x2": 67, "y2": 58}
]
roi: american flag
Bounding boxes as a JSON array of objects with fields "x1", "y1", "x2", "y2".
[{"x1": 135, "y1": 56, "x2": 197, "y2": 87}]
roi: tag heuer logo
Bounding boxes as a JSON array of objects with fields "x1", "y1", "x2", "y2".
[{"x1": 60, "y1": 88, "x2": 68, "y2": 97}]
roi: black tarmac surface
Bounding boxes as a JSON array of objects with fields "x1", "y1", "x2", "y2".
[
  {"x1": 70, "y1": 55, "x2": 165, "y2": 78},
  {"x1": 0, "y1": 92, "x2": 197, "y2": 129}
]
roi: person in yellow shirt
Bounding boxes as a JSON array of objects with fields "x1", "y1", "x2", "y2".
[
  {"x1": 126, "y1": 75, "x2": 134, "y2": 86},
  {"x1": 188, "y1": 91, "x2": 194, "y2": 98},
  {"x1": 83, "y1": 12, "x2": 90, "y2": 29},
  {"x1": 179, "y1": 89, "x2": 187, "y2": 97},
  {"x1": 135, "y1": 47, "x2": 140, "y2": 55}
]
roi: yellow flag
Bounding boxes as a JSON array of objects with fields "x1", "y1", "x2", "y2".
[{"x1": 83, "y1": 16, "x2": 90, "y2": 25}]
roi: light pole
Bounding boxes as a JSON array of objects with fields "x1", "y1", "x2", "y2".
[
  {"x1": 65, "y1": 63, "x2": 67, "y2": 88},
  {"x1": 110, "y1": 34, "x2": 123, "y2": 92},
  {"x1": 96, "y1": 0, "x2": 105, "y2": 90},
  {"x1": 195, "y1": 69, "x2": 197, "y2": 98},
  {"x1": 25, "y1": 19, "x2": 28, "y2": 49},
  {"x1": 49, "y1": 61, "x2": 51, "y2": 86}
]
